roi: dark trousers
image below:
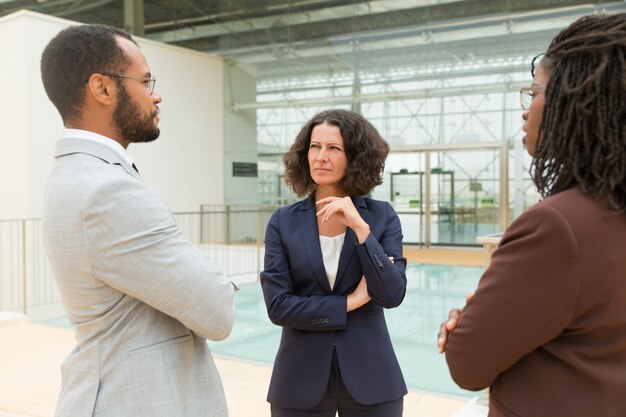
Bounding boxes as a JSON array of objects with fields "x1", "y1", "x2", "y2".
[{"x1": 271, "y1": 352, "x2": 403, "y2": 417}]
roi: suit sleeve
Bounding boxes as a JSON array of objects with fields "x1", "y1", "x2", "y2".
[
  {"x1": 357, "y1": 202, "x2": 407, "y2": 308},
  {"x1": 82, "y1": 177, "x2": 236, "y2": 341},
  {"x1": 260, "y1": 209, "x2": 348, "y2": 331},
  {"x1": 445, "y1": 204, "x2": 581, "y2": 390}
]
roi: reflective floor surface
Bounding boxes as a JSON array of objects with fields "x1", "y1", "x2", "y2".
[
  {"x1": 206, "y1": 263, "x2": 483, "y2": 397},
  {"x1": 45, "y1": 263, "x2": 483, "y2": 397}
]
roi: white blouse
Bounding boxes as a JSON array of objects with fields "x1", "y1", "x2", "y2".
[{"x1": 319, "y1": 233, "x2": 346, "y2": 290}]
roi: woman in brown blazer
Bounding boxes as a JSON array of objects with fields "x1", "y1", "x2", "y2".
[{"x1": 439, "y1": 13, "x2": 626, "y2": 417}]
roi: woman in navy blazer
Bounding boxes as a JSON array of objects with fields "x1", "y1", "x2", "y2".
[{"x1": 261, "y1": 109, "x2": 407, "y2": 417}]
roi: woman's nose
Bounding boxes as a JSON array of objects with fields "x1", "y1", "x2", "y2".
[{"x1": 521, "y1": 110, "x2": 529, "y2": 121}]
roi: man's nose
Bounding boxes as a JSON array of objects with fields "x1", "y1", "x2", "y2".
[{"x1": 152, "y1": 91, "x2": 162, "y2": 104}]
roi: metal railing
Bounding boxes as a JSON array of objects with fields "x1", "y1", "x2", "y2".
[
  {"x1": 0, "y1": 207, "x2": 276, "y2": 317},
  {"x1": 0, "y1": 218, "x2": 59, "y2": 315}
]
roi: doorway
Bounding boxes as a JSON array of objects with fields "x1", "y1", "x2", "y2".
[{"x1": 386, "y1": 141, "x2": 509, "y2": 247}]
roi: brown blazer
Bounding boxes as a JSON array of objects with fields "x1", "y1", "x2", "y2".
[{"x1": 445, "y1": 187, "x2": 626, "y2": 417}]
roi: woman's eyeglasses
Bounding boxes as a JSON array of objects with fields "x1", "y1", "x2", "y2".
[{"x1": 519, "y1": 86, "x2": 546, "y2": 110}]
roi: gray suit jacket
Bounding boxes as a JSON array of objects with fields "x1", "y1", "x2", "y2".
[{"x1": 42, "y1": 137, "x2": 236, "y2": 417}]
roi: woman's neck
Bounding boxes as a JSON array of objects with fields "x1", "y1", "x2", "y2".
[{"x1": 315, "y1": 186, "x2": 348, "y2": 201}]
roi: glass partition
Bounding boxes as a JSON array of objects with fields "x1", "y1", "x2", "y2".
[
  {"x1": 428, "y1": 149, "x2": 501, "y2": 245},
  {"x1": 375, "y1": 143, "x2": 508, "y2": 247}
]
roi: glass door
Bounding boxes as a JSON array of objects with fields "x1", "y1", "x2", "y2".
[
  {"x1": 385, "y1": 142, "x2": 508, "y2": 247},
  {"x1": 428, "y1": 149, "x2": 502, "y2": 246},
  {"x1": 381, "y1": 152, "x2": 427, "y2": 246}
]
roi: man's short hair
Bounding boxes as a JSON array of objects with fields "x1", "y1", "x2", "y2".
[{"x1": 40, "y1": 24, "x2": 136, "y2": 123}]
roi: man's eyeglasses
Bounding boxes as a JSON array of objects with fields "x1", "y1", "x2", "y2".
[
  {"x1": 519, "y1": 86, "x2": 546, "y2": 110},
  {"x1": 104, "y1": 74, "x2": 156, "y2": 95}
]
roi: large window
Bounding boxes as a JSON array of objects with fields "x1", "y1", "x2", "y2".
[
  {"x1": 244, "y1": 4, "x2": 624, "y2": 242},
  {"x1": 256, "y1": 56, "x2": 541, "y2": 229}
]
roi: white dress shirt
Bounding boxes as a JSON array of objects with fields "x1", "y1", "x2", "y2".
[
  {"x1": 319, "y1": 233, "x2": 345, "y2": 290},
  {"x1": 65, "y1": 128, "x2": 135, "y2": 167}
]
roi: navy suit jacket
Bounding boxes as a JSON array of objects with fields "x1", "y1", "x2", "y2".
[{"x1": 261, "y1": 195, "x2": 408, "y2": 409}]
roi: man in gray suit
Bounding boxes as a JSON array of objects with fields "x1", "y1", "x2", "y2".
[{"x1": 40, "y1": 24, "x2": 236, "y2": 417}]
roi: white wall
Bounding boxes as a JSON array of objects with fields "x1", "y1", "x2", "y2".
[
  {"x1": 223, "y1": 62, "x2": 259, "y2": 206},
  {"x1": 0, "y1": 10, "x2": 225, "y2": 219},
  {"x1": 130, "y1": 39, "x2": 225, "y2": 212},
  {"x1": 0, "y1": 13, "x2": 53, "y2": 220}
]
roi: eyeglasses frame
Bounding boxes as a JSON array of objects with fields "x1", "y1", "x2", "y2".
[
  {"x1": 103, "y1": 73, "x2": 156, "y2": 95},
  {"x1": 519, "y1": 85, "x2": 546, "y2": 110}
]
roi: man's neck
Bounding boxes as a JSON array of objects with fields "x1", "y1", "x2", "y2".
[
  {"x1": 64, "y1": 128, "x2": 134, "y2": 166},
  {"x1": 65, "y1": 122, "x2": 129, "y2": 149}
]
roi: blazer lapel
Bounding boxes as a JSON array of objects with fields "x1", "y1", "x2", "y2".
[
  {"x1": 334, "y1": 196, "x2": 368, "y2": 290},
  {"x1": 299, "y1": 195, "x2": 333, "y2": 293}
]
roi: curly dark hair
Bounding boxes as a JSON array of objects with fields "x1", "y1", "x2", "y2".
[
  {"x1": 283, "y1": 109, "x2": 389, "y2": 197},
  {"x1": 531, "y1": 13, "x2": 626, "y2": 210},
  {"x1": 40, "y1": 24, "x2": 135, "y2": 124}
]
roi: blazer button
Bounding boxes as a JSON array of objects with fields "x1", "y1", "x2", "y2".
[{"x1": 373, "y1": 253, "x2": 385, "y2": 271}]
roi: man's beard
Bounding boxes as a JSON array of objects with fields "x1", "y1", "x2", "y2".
[{"x1": 113, "y1": 84, "x2": 160, "y2": 144}]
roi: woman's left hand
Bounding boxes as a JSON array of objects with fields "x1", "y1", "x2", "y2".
[{"x1": 316, "y1": 196, "x2": 370, "y2": 243}]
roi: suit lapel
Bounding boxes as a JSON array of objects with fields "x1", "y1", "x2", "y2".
[
  {"x1": 299, "y1": 195, "x2": 333, "y2": 293},
  {"x1": 334, "y1": 196, "x2": 368, "y2": 290}
]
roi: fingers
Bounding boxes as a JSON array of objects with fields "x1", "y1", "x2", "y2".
[
  {"x1": 437, "y1": 295, "x2": 473, "y2": 354},
  {"x1": 315, "y1": 198, "x2": 334, "y2": 223},
  {"x1": 315, "y1": 196, "x2": 344, "y2": 221},
  {"x1": 444, "y1": 295, "x2": 470, "y2": 332},
  {"x1": 437, "y1": 322, "x2": 448, "y2": 353},
  {"x1": 347, "y1": 276, "x2": 371, "y2": 312},
  {"x1": 438, "y1": 308, "x2": 462, "y2": 353},
  {"x1": 356, "y1": 275, "x2": 368, "y2": 292},
  {"x1": 445, "y1": 309, "x2": 461, "y2": 330},
  {"x1": 315, "y1": 196, "x2": 341, "y2": 206},
  {"x1": 316, "y1": 202, "x2": 341, "y2": 223},
  {"x1": 315, "y1": 196, "x2": 361, "y2": 225}
]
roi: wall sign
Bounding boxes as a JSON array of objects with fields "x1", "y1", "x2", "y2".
[{"x1": 232, "y1": 162, "x2": 258, "y2": 177}]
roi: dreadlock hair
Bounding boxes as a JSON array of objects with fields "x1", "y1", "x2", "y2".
[{"x1": 531, "y1": 13, "x2": 626, "y2": 211}]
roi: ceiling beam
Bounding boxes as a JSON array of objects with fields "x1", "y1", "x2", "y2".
[
  {"x1": 145, "y1": 0, "x2": 466, "y2": 43},
  {"x1": 124, "y1": 0, "x2": 145, "y2": 36},
  {"x1": 232, "y1": 80, "x2": 525, "y2": 111}
]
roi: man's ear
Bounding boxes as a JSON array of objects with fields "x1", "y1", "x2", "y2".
[{"x1": 86, "y1": 73, "x2": 116, "y2": 106}]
